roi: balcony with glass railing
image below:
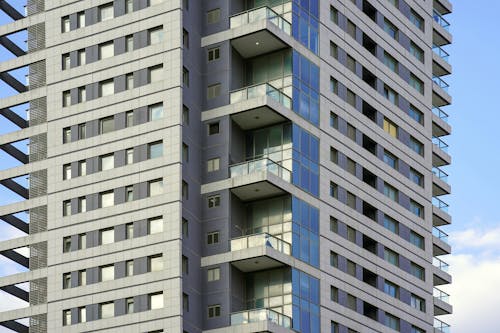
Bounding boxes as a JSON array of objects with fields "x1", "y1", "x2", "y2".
[
  {"x1": 231, "y1": 233, "x2": 291, "y2": 255},
  {"x1": 432, "y1": 167, "x2": 449, "y2": 182},
  {"x1": 434, "y1": 287, "x2": 450, "y2": 304},
  {"x1": 231, "y1": 308, "x2": 292, "y2": 329},
  {"x1": 432, "y1": 106, "x2": 449, "y2": 123},
  {"x1": 433, "y1": 10, "x2": 451, "y2": 31},
  {"x1": 433, "y1": 196, "x2": 449, "y2": 213},
  {"x1": 434, "y1": 317, "x2": 451, "y2": 333},
  {"x1": 433, "y1": 44, "x2": 450, "y2": 63},
  {"x1": 230, "y1": 6, "x2": 291, "y2": 35},
  {"x1": 230, "y1": 158, "x2": 292, "y2": 183},
  {"x1": 433, "y1": 257, "x2": 450, "y2": 273},
  {"x1": 432, "y1": 136, "x2": 449, "y2": 153},
  {"x1": 433, "y1": 76, "x2": 450, "y2": 92},
  {"x1": 433, "y1": 227, "x2": 449, "y2": 244},
  {"x1": 230, "y1": 82, "x2": 292, "y2": 110}
]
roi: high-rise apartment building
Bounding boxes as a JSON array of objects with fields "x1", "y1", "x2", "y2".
[{"x1": 0, "y1": 0, "x2": 452, "y2": 332}]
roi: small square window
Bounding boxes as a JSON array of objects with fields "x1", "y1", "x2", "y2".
[
  {"x1": 149, "y1": 254, "x2": 163, "y2": 272},
  {"x1": 149, "y1": 179, "x2": 163, "y2": 196},
  {"x1": 100, "y1": 79, "x2": 114, "y2": 97},
  {"x1": 207, "y1": 9, "x2": 221, "y2": 24},
  {"x1": 207, "y1": 304, "x2": 221, "y2": 318},
  {"x1": 99, "y1": 41, "x2": 114, "y2": 60},
  {"x1": 100, "y1": 191, "x2": 114, "y2": 208},
  {"x1": 149, "y1": 26, "x2": 164, "y2": 45},
  {"x1": 149, "y1": 217, "x2": 163, "y2": 234},
  {"x1": 149, "y1": 65, "x2": 163, "y2": 83},
  {"x1": 149, "y1": 103, "x2": 164, "y2": 120},
  {"x1": 207, "y1": 158, "x2": 220, "y2": 172},
  {"x1": 99, "y1": 302, "x2": 114, "y2": 319},
  {"x1": 99, "y1": 3, "x2": 114, "y2": 21},
  {"x1": 207, "y1": 231, "x2": 219, "y2": 245},
  {"x1": 207, "y1": 267, "x2": 220, "y2": 281},
  {"x1": 150, "y1": 292, "x2": 164, "y2": 310},
  {"x1": 207, "y1": 195, "x2": 220, "y2": 208},
  {"x1": 100, "y1": 264, "x2": 114, "y2": 282},
  {"x1": 100, "y1": 153, "x2": 114, "y2": 171},
  {"x1": 208, "y1": 47, "x2": 220, "y2": 61},
  {"x1": 100, "y1": 228, "x2": 114, "y2": 244},
  {"x1": 207, "y1": 83, "x2": 221, "y2": 99},
  {"x1": 100, "y1": 116, "x2": 114, "y2": 134},
  {"x1": 148, "y1": 141, "x2": 163, "y2": 159}
]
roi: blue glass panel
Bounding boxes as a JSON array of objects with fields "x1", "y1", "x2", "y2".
[
  {"x1": 310, "y1": 174, "x2": 318, "y2": 196},
  {"x1": 300, "y1": 0, "x2": 309, "y2": 11},
  {"x1": 292, "y1": 269, "x2": 300, "y2": 295},
  {"x1": 300, "y1": 231, "x2": 309, "y2": 262},
  {"x1": 310, "y1": 136, "x2": 319, "y2": 162},
  {"x1": 300, "y1": 200, "x2": 309, "y2": 227},
  {"x1": 310, "y1": 276, "x2": 319, "y2": 303},
  {"x1": 300, "y1": 92, "x2": 309, "y2": 118},
  {"x1": 310, "y1": 208, "x2": 318, "y2": 232},
  {"x1": 300, "y1": 130, "x2": 309, "y2": 155},
  {"x1": 301, "y1": 311, "x2": 311, "y2": 333},
  {"x1": 310, "y1": 0, "x2": 319, "y2": 18},
  {"x1": 300, "y1": 16, "x2": 309, "y2": 45},
  {"x1": 300, "y1": 271, "x2": 309, "y2": 299},
  {"x1": 300, "y1": 56, "x2": 310, "y2": 83},
  {"x1": 292, "y1": 231, "x2": 300, "y2": 259},
  {"x1": 310, "y1": 65, "x2": 319, "y2": 91},
  {"x1": 311, "y1": 313, "x2": 320, "y2": 333},
  {"x1": 292, "y1": 12, "x2": 299, "y2": 38},
  {"x1": 310, "y1": 236, "x2": 319, "y2": 267},
  {"x1": 293, "y1": 304, "x2": 301, "y2": 330},
  {"x1": 292, "y1": 160, "x2": 300, "y2": 184}
]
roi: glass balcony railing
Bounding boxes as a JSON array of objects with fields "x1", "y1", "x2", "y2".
[
  {"x1": 433, "y1": 257, "x2": 450, "y2": 273},
  {"x1": 230, "y1": 158, "x2": 292, "y2": 183},
  {"x1": 432, "y1": 44, "x2": 450, "y2": 63},
  {"x1": 230, "y1": 83, "x2": 292, "y2": 109},
  {"x1": 231, "y1": 308, "x2": 292, "y2": 329},
  {"x1": 432, "y1": 227, "x2": 449, "y2": 244},
  {"x1": 433, "y1": 196, "x2": 449, "y2": 213},
  {"x1": 432, "y1": 166, "x2": 449, "y2": 182},
  {"x1": 434, "y1": 287, "x2": 450, "y2": 304},
  {"x1": 432, "y1": 106, "x2": 449, "y2": 123},
  {"x1": 432, "y1": 136, "x2": 449, "y2": 153},
  {"x1": 433, "y1": 76, "x2": 450, "y2": 92},
  {"x1": 433, "y1": 10, "x2": 451, "y2": 31},
  {"x1": 231, "y1": 232, "x2": 291, "y2": 255},
  {"x1": 434, "y1": 317, "x2": 451, "y2": 333},
  {"x1": 245, "y1": 294, "x2": 292, "y2": 310},
  {"x1": 230, "y1": 6, "x2": 291, "y2": 35}
]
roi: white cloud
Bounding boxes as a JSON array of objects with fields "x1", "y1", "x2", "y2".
[{"x1": 450, "y1": 226, "x2": 500, "y2": 253}]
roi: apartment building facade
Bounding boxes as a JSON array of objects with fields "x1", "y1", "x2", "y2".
[{"x1": 0, "y1": 0, "x2": 452, "y2": 332}]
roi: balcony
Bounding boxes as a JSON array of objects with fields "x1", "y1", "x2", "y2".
[
  {"x1": 432, "y1": 196, "x2": 449, "y2": 213},
  {"x1": 231, "y1": 308, "x2": 292, "y2": 330},
  {"x1": 434, "y1": 317, "x2": 451, "y2": 333},
  {"x1": 432, "y1": 136, "x2": 451, "y2": 167},
  {"x1": 433, "y1": 167, "x2": 449, "y2": 182},
  {"x1": 432, "y1": 167, "x2": 450, "y2": 197},
  {"x1": 433, "y1": 256, "x2": 452, "y2": 286},
  {"x1": 433, "y1": 45, "x2": 450, "y2": 63},
  {"x1": 433, "y1": 76, "x2": 450, "y2": 93},
  {"x1": 433, "y1": 257, "x2": 449, "y2": 272},
  {"x1": 432, "y1": 44, "x2": 452, "y2": 77},
  {"x1": 432, "y1": 106, "x2": 451, "y2": 138},
  {"x1": 433, "y1": 10, "x2": 450, "y2": 31},
  {"x1": 433, "y1": 227, "x2": 451, "y2": 256},
  {"x1": 432, "y1": 10, "x2": 452, "y2": 47},
  {"x1": 434, "y1": 287, "x2": 452, "y2": 315},
  {"x1": 230, "y1": 7, "x2": 291, "y2": 33}
]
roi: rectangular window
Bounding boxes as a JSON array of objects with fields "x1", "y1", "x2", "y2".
[
  {"x1": 63, "y1": 91, "x2": 71, "y2": 107},
  {"x1": 208, "y1": 195, "x2": 220, "y2": 208},
  {"x1": 183, "y1": 67, "x2": 189, "y2": 87},
  {"x1": 384, "y1": 183, "x2": 398, "y2": 202},
  {"x1": 77, "y1": 87, "x2": 86, "y2": 103},
  {"x1": 346, "y1": 55, "x2": 356, "y2": 73},
  {"x1": 100, "y1": 302, "x2": 114, "y2": 319},
  {"x1": 126, "y1": 73, "x2": 134, "y2": 90},
  {"x1": 330, "y1": 112, "x2": 338, "y2": 128},
  {"x1": 79, "y1": 307, "x2": 86, "y2": 323},
  {"x1": 207, "y1": 158, "x2": 220, "y2": 172},
  {"x1": 62, "y1": 16, "x2": 70, "y2": 33},
  {"x1": 330, "y1": 251, "x2": 338, "y2": 267},
  {"x1": 207, "y1": 231, "x2": 219, "y2": 245},
  {"x1": 410, "y1": 9, "x2": 424, "y2": 31},
  {"x1": 79, "y1": 160, "x2": 87, "y2": 176},
  {"x1": 149, "y1": 103, "x2": 164, "y2": 120},
  {"x1": 78, "y1": 123, "x2": 86, "y2": 139},
  {"x1": 149, "y1": 27, "x2": 164, "y2": 45},
  {"x1": 207, "y1": 9, "x2": 221, "y2": 24},
  {"x1": 410, "y1": 231, "x2": 425, "y2": 250},
  {"x1": 383, "y1": 215, "x2": 399, "y2": 234},
  {"x1": 207, "y1": 83, "x2": 221, "y2": 99},
  {"x1": 411, "y1": 262, "x2": 425, "y2": 280},
  {"x1": 409, "y1": 105, "x2": 424, "y2": 124},
  {"x1": 330, "y1": 147, "x2": 338, "y2": 164},
  {"x1": 410, "y1": 168, "x2": 424, "y2": 187},
  {"x1": 347, "y1": 123, "x2": 356, "y2": 141},
  {"x1": 412, "y1": 326, "x2": 425, "y2": 333},
  {"x1": 385, "y1": 313, "x2": 400, "y2": 331},
  {"x1": 346, "y1": 294, "x2": 356, "y2": 311},
  {"x1": 384, "y1": 19, "x2": 398, "y2": 39},
  {"x1": 100, "y1": 79, "x2": 114, "y2": 97},
  {"x1": 79, "y1": 269, "x2": 87, "y2": 285},
  {"x1": 330, "y1": 77, "x2": 338, "y2": 94},
  {"x1": 125, "y1": 186, "x2": 134, "y2": 202},
  {"x1": 150, "y1": 293, "x2": 164, "y2": 309},
  {"x1": 183, "y1": 29, "x2": 189, "y2": 48},
  {"x1": 346, "y1": 226, "x2": 356, "y2": 243},
  {"x1": 149, "y1": 179, "x2": 163, "y2": 196},
  {"x1": 410, "y1": 42, "x2": 424, "y2": 63},
  {"x1": 63, "y1": 236, "x2": 71, "y2": 252},
  {"x1": 346, "y1": 89, "x2": 356, "y2": 107},
  {"x1": 330, "y1": 41, "x2": 338, "y2": 59},
  {"x1": 78, "y1": 197, "x2": 86, "y2": 213},
  {"x1": 207, "y1": 304, "x2": 221, "y2": 318},
  {"x1": 63, "y1": 164, "x2": 71, "y2": 180},
  {"x1": 347, "y1": 191, "x2": 356, "y2": 209},
  {"x1": 183, "y1": 293, "x2": 189, "y2": 312},
  {"x1": 384, "y1": 280, "x2": 399, "y2": 298},
  {"x1": 330, "y1": 286, "x2": 338, "y2": 302},
  {"x1": 100, "y1": 153, "x2": 114, "y2": 171},
  {"x1": 99, "y1": 3, "x2": 114, "y2": 21},
  {"x1": 331, "y1": 321, "x2": 339, "y2": 333},
  {"x1": 346, "y1": 158, "x2": 356, "y2": 176},
  {"x1": 383, "y1": 118, "x2": 398, "y2": 138},
  {"x1": 330, "y1": 182, "x2": 338, "y2": 199},
  {"x1": 126, "y1": 148, "x2": 134, "y2": 165},
  {"x1": 125, "y1": 111, "x2": 134, "y2": 128},
  {"x1": 208, "y1": 122, "x2": 219, "y2": 135},
  {"x1": 100, "y1": 264, "x2": 114, "y2": 282},
  {"x1": 411, "y1": 294, "x2": 426, "y2": 312},
  {"x1": 347, "y1": 19, "x2": 356, "y2": 39},
  {"x1": 78, "y1": 234, "x2": 86, "y2": 250},
  {"x1": 330, "y1": 6, "x2": 338, "y2": 24},
  {"x1": 63, "y1": 272, "x2": 71, "y2": 289},
  {"x1": 384, "y1": 52, "x2": 398, "y2": 73},
  {"x1": 388, "y1": 0, "x2": 399, "y2": 7},
  {"x1": 330, "y1": 217, "x2": 338, "y2": 233},
  {"x1": 384, "y1": 85, "x2": 398, "y2": 105},
  {"x1": 148, "y1": 141, "x2": 163, "y2": 159},
  {"x1": 410, "y1": 74, "x2": 424, "y2": 94},
  {"x1": 100, "y1": 191, "x2": 114, "y2": 208},
  {"x1": 410, "y1": 137, "x2": 424, "y2": 156},
  {"x1": 100, "y1": 116, "x2": 114, "y2": 134},
  {"x1": 125, "y1": 0, "x2": 133, "y2": 13},
  {"x1": 126, "y1": 35, "x2": 134, "y2": 52},
  {"x1": 126, "y1": 298, "x2": 134, "y2": 314},
  {"x1": 182, "y1": 255, "x2": 189, "y2": 274},
  {"x1": 63, "y1": 200, "x2": 71, "y2": 216},
  {"x1": 183, "y1": 105, "x2": 189, "y2": 125},
  {"x1": 63, "y1": 309, "x2": 71, "y2": 326},
  {"x1": 62, "y1": 53, "x2": 70, "y2": 70},
  {"x1": 101, "y1": 228, "x2": 114, "y2": 244},
  {"x1": 149, "y1": 217, "x2": 163, "y2": 234},
  {"x1": 346, "y1": 259, "x2": 356, "y2": 276},
  {"x1": 384, "y1": 248, "x2": 399, "y2": 266},
  {"x1": 383, "y1": 150, "x2": 398, "y2": 169},
  {"x1": 182, "y1": 181, "x2": 189, "y2": 200},
  {"x1": 149, "y1": 65, "x2": 163, "y2": 83},
  {"x1": 78, "y1": 49, "x2": 86, "y2": 66},
  {"x1": 99, "y1": 41, "x2": 114, "y2": 60},
  {"x1": 77, "y1": 11, "x2": 85, "y2": 28},
  {"x1": 149, "y1": 255, "x2": 163, "y2": 272},
  {"x1": 182, "y1": 143, "x2": 189, "y2": 162},
  {"x1": 208, "y1": 47, "x2": 220, "y2": 61},
  {"x1": 126, "y1": 260, "x2": 134, "y2": 276},
  {"x1": 207, "y1": 267, "x2": 220, "y2": 281},
  {"x1": 182, "y1": 218, "x2": 189, "y2": 237}
]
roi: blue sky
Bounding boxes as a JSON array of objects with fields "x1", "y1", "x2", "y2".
[{"x1": 0, "y1": 0, "x2": 498, "y2": 331}]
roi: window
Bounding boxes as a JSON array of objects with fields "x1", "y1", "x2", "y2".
[
  {"x1": 207, "y1": 9, "x2": 221, "y2": 24},
  {"x1": 126, "y1": 0, "x2": 133, "y2": 13},
  {"x1": 100, "y1": 302, "x2": 114, "y2": 319},
  {"x1": 330, "y1": 217, "x2": 338, "y2": 233},
  {"x1": 78, "y1": 234, "x2": 86, "y2": 250},
  {"x1": 330, "y1": 251, "x2": 338, "y2": 267},
  {"x1": 346, "y1": 259, "x2": 356, "y2": 276},
  {"x1": 384, "y1": 19, "x2": 398, "y2": 39},
  {"x1": 207, "y1": 195, "x2": 220, "y2": 208},
  {"x1": 409, "y1": 137, "x2": 424, "y2": 156},
  {"x1": 63, "y1": 236, "x2": 72, "y2": 253},
  {"x1": 182, "y1": 218, "x2": 189, "y2": 237},
  {"x1": 126, "y1": 73, "x2": 134, "y2": 90},
  {"x1": 384, "y1": 248, "x2": 399, "y2": 266},
  {"x1": 183, "y1": 0, "x2": 188, "y2": 10},
  {"x1": 330, "y1": 77, "x2": 338, "y2": 94},
  {"x1": 62, "y1": 53, "x2": 70, "y2": 70},
  {"x1": 330, "y1": 182, "x2": 338, "y2": 199},
  {"x1": 183, "y1": 105, "x2": 189, "y2": 125},
  {"x1": 346, "y1": 226, "x2": 356, "y2": 242},
  {"x1": 149, "y1": 179, "x2": 163, "y2": 196},
  {"x1": 78, "y1": 197, "x2": 86, "y2": 213},
  {"x1": 76, "y1": 11, "x2": 85, "y2": 28},
  {"x1": 63, "y1": 91, "x2": 71, "y2": 107},
  {"x1": 410, "y1": 199, "x2": 424, "y2": 217},
  {"x1": 125, "y1": 186, "x2": 134, "y2": 202},
  {"x1": 182, "y1": 143, "x2": 189, "y2": 162},
  {"x1": 207, "y1": 158, "x2": 220, "y2": 172},
  {"x1": 410, "y1": 168, "x2": 423, "y2": 187},
  {"x1": 149, "y1": 65, "x2": 163, "y2": 83},
  {"x1": 100, "y1": 264, "x2": 114, "y2": 282},
  {"x1": 149, "y1": 103, "x2": 164, "y2": 120},
  {"x1": 149, "y1": 217, "x2": 163, "y2": 234},
  {"x1": 183, "y1": 29, "x2": 189, "y2": 48},
  {"x1": 208, "y1": 122, "x2": 219, "y2": 135},
  {"x1": 411, "y1": 326, "x2": 425, "y2": 333},
  {"x1": 100, "y1": 79, "x2": 114, "y2": 97},
  {"x1": 182, "y1": 255, "x2": 189, "y2": 274},
  {"x1": 383, "y1": 118, "x2": 398, "y2": 138},
  {"x1": 384, "y1": 52, "x2": 398, "y2": 73},
  {"x1": 330, "y1": 147, "x2": 338, "y2": 164},
  {"x1": 411, "y1": 294, "x2": 425, "y2": 312},
  {"x1": 79, "y1": 270, "x2": 87, "y2": 286},
  {"x1": 63, "y1": 200, "x2": 71, "y2": 216},
  {"x1": 79, "y1": 160, "x2": 87, "y2": 176},
  {"x1": 410, "y1": 231, "x2": 425, "y2": 250},
  {"x1": 330, "y1": 41, "x2": 338, "y2": 59},
  {"x1": 384, "y1": 85, "x2": 398, "y2": 105},
  {"x1": 99, "y1": 3, "x2": 113, "y2": 21},
  {"x1": 183, "y1": 67, "x2": 189, "y2": 86},
  {"x1": 330, "y1": 6, "x2": 338, "y2": 24},
  {"x1": 346, "y1": 89, "x2": 356, "y2": 107},
  {"x1": 207, "y1": 267, "x2": 220, "y2": 281},
  {"x1": 331, "y1": 321, "x2": 339, "y2": 333},
  {"x1": 347, "y1": 123, "x2": 356, "y2": 141},
  {"x1": 63, "y1": 164, "x2": 71, "y2": 180},
  {"x1": 207, "y1": 304, "x2": 221, "y2": 318},
  {"x1": 208, "y1": 47, "x2": 220, "y2": 61},
  {"x1": 207, "y1": 231, "x2": 219, "y2": 245},
  {"x1": 78, "y1": 123, "x2": 86, "y2": 139},
  {"x1": 63, "y1": 272, "x2": 71, "y2": 289},
  {"x1": 148, "y1": 141, "x2": 163, "y2": 159},
  {"x1": 330, "y1": 286, "x2": 338, "y2": 302},
  {"x1": 149, "y1": 27, "x2": 164, "y2": 45},
  {"x1": 100, "y1": 191, "x2": 114, "y2": 208},
  {"x1": 330, "y1": 112, "x2": 338, "y2": 128},
  {"x1": 78, "y1": 49, "x2": 86, "y2": 65},
  {"x1": 410, "y1": 42, "x2": 424, "y2": 63},
  {"x1": 346, "y1": 55, "x2": 356, "y2": 73},
  {"x1": 207, "y1": 83, "x2": 221, "y2": 99},
  {"x1": 149, "y1": 255, "x2": 163, "y2": 272},
  {"x1": 182, "y1": 181, "x2": 189, "y2": 200},
  {"x1": 62, "y1": 16, "x2": 70, "y2": 33},
  {"x1": 150, "y1": 0, "x2": 166, "y2": 5},
  {"x1": 387, "y1": 0, "x2": 398, "y2": 7},
  {"x1": 126, "y1": 35, "x2": 134, "y2": 52},
  {"x1": 347, "y1": 19, "x2": 356, "y2": 39},
  {"x1": 126, "y1": 111, "x2": 134, "y2": 128},
  {"x1": 126, "y1": 260, "x2": 134, "y2": 276},
  {"x1": 409, "y1": 105, "x2": 423, "y2": 124},
  {"x1": 100, "y1": 153, "x2": 114, "y2": 171},
  {"x1": 63, "y1": 309, "x2": 71, "y2": 326},
  {"x1": 99, "y1": 41, "x2": 114, "y2": 60},
  {"x1": 410, "y1": 74, "x2": 424, "y2": 94},
  {"x1": 385, "y1": 313, "x2": 400, "y2": 331},
  {"x1": 126, "y1": 148, "x2": 134, "y2": 165},
  {"x1": 346, "y1": 294, "x2": 356, "y2": 311},
  {"x1": 383, "y1": 215, "x2": 399, "y2": 234},
  {"x1": 411, "y1": 262, "x2": 425, "y2": 280},
  {"x1": 79, "y1": 307, "x2": 86, "y2": 323},
  {"x1": 100, "y1": 116, "x2": 114, "y2": 134},
  {"x1": 384, "y1": 183, "x2": 398, "y2": 202},
  {"x1": 384, "y1": 280, "x2": 399, "y2": 298},
  {"x1": 126, "y1": 298, "x2": 134, "y2": 314},
  {"x1": 150, "y1": 293, "x2": 164, "y2": 309},
  {"x1": 410, "y1": 9, "x2": 424, "y2": 31},
  {"x1": 383, "y1": 150, "x2": 398, "y2": 169}
]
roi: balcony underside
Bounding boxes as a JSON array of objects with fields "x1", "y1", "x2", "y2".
[
  {"x1": 434, "y1": 297, "x2": 453, "y2": 316},
  {"x1": 433, "y1": 266, "x2": 452, "y2": 286},
  {"x1": 432, "y1": 144, "x2": 451, "y2": 167},
  {"x1": 231, "y1": 180, "x2": 287, "y2": 202},
  {"x1": 232, "y1": 30, "x2": 288, "y2": 58},
  {"x1": 432, "y1": 86, "x2": 452, "y2": 107},
  {"x1": 432, "y1": 175, "x2": 451, "y2": 196},
  {"x1": 202, "y1": 319, "x2": 294, "y2": 333},
  {"x1": 432, "y1": 114, "x2": 451, "y2": 137},
  {"x1": 232, "y1": 106, "x2": 287, "y2": 131},
  {"x1": 433, "y1": 236, "x2": 451, "y2": 256},
  {"x1": 433, "y1": 205, "x2": 452, "y2": 226}
]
